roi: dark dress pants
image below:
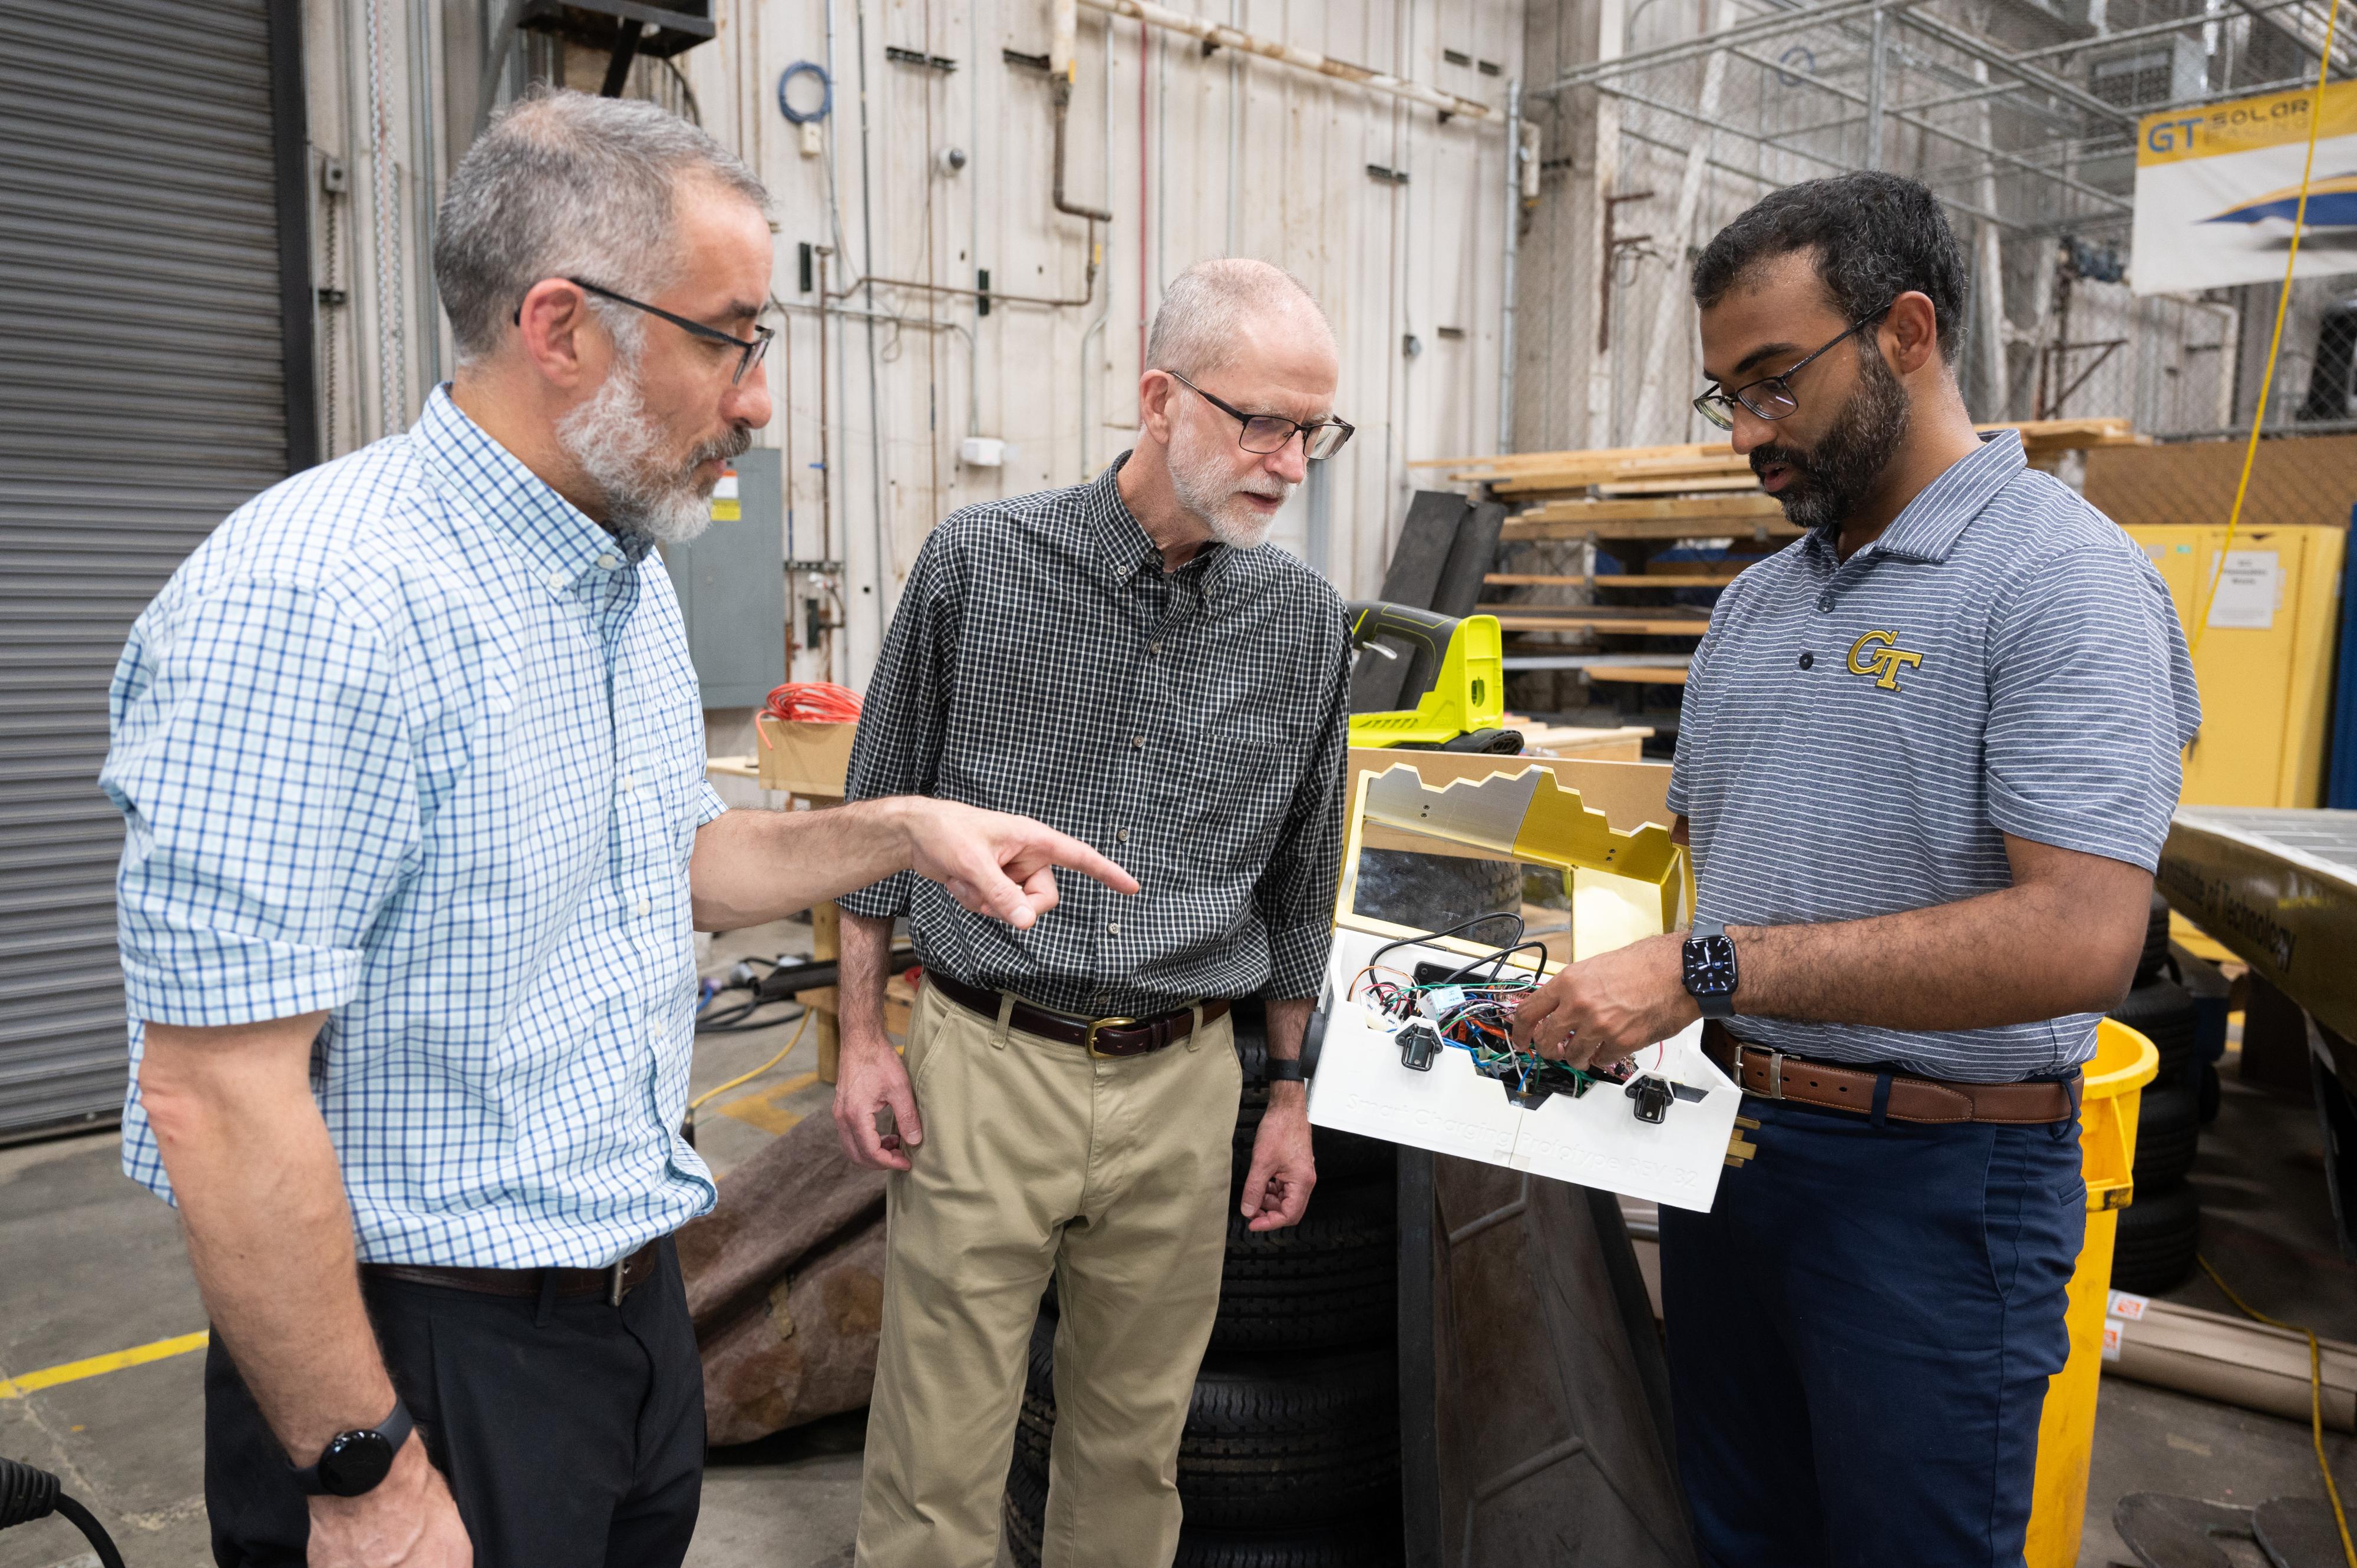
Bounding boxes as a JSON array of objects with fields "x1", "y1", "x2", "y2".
[
  {"x1": 1659, "y1": 1092, "x2": 2087, "y2": 1568},
  {"x1": 204, "y1": 1236, "x2": 704, "y2": 1567}
]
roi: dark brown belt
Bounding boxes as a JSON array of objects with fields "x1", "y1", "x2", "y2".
[
  {"x1": 926, "y1": 970, "x2": 1229, "y2": 1059},
  {"x1": 364, "y1": 1238, "x2": 663, "y2": 1305},
  {"x1": 1702, "y1": 1021, "x2": 2078, "y2": 1126}
]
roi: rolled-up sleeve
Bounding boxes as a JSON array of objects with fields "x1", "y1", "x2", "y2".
[
  {"x1": 837, "y1": 533, "x2": 959, "y2": 920},
  {"x1": 1983, "y1": 543, "x2": 2201, "y2": 872},
  {"x1": 1253, "y1": 612, "x2": 1351, "y2": 999},
  {"x1": 102, "y1": 582, "x2": 418, "y2": 1026}
]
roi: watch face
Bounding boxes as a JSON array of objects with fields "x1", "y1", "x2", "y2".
[
  {"x1": 1683, "y1": 935, "x2": 1737, "y2": 995},
  {"x1": 316, "y1": 1430, "x2": 397, "y2": 1498}
]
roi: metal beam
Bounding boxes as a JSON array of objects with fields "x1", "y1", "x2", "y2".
[
  {"x1": 1532, "y1": 0, "x2": 1919, "y2": 94},
  {"x1": 1889, "y1": 6, "x2": 2137, "y2": 126},
  {"x1": 1617, "y1": 118, "x2": 2020, "y2": 227}
]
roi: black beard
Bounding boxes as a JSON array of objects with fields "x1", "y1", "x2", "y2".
[{"x1": 1751, "y1": 344, "x2": 1910, "y2": 532}]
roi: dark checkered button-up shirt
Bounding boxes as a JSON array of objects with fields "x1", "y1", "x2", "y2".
[{"x1": 839, "y1": 453, "x2": 1350, "y2": 1016}]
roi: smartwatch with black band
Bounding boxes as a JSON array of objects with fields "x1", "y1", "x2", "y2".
[
  {"x1": 292, "y1": 1398, "x2": 414, "y2": 1498},
  {"x1": 1264, "y1": 1057, "x2": 1306, "y2": 1084},
  {"x1": 1681, "y1": 920, "x2": 1739, "y2": 1020}
]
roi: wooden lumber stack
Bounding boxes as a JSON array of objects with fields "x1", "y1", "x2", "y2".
[
  {"x1": 1415, "y1": 418, "x2": 2146, "y2": 544},
  {"x1": 1440, "y1": 420, "x2": 2143, "y2": 694}
]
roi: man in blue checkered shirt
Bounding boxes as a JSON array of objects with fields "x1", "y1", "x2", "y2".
[{"x1": 101, "y1": 93, "x2": 1133, "y2": 1568}]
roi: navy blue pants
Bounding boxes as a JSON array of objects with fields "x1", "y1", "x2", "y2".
[{"x1": 1659, "y1": 1094, "x2": 2086, "y2": 1568}]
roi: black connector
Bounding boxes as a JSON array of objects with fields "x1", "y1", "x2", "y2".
[
  {"x1": 1398, "y1": 1022, "x2": 1441, "y2": 1072},
  {"x1": 1625, "y1": 1074, "x2": 1676, "y2": 1124},
  {"x1": 0, "y1": 1457, "x2": 126, "y2": 1567}
]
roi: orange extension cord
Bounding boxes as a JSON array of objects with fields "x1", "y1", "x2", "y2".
[{"x1": 758, "y1": 682, "x2": 863, "y2": 748}]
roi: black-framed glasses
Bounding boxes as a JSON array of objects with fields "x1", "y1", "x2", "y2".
[
  {"x1": 1692, "y1": 308, "x2": 1889, "y2": 431},
  {"x1": 514, "y1": 277, "x2": 773, "y2": 384},
  {"x1": 1166, "y1": 371, "x2": 1355, "y2": 461}
]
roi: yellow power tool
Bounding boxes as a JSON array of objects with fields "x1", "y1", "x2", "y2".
[{"x1": 1344, "y1": 602, "x2": 1521, "y2": 754}]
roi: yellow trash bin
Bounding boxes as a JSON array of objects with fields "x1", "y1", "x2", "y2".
[{"x1": 2023, "y1": 1018, "x2": 2160, "y2": 1568}]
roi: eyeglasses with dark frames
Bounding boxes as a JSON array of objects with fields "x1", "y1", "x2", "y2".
[
  {"x1": 1166, "y1": 371, "x2": 1355, "y2": 461},
  {"x1": 1692, "y1": 306, "x2": 1890, "y2": 431},
  {"x1": 512, "y1": 277, "x2": 773, "y2": 384}
]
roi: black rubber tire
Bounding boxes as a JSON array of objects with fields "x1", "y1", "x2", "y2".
[
  {"x1": 1234, "y1": 1009, "x2": 1394, "y2": 1187},
  {"x1": 2197, "y1": 1059, "x2": 2222, "y2": 1125},
  {"x1": 1348, "y1": 848, "x2": 1522, "y2": 933},
  {"x1": 1015, "y1": 1316, "x2": 1399, "y2": 1531},
  {"x1": 2135, "y1": 891, "x2": 2173, "y2": 986},
  {"x1": 2110, "y1": 978, "x2": 2198, "y2": 1090},
  {"x1": 2111, "y1": 1180, "x2": 2201, "y2": 1294},
  {"x1": 1212, "y1": 1178, "x2": 1398, "y2": 1351},
  {"x1": 1002, "y1": 1458, "x2": 1405, "y2": 1568},
  {"x1": 2132, "y1": 1087, "x2": 2199, "y2": 1190}
]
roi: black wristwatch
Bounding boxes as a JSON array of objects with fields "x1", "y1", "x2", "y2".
[
  {"x1": 292, "y1": 1398, "x2": 414, "y2": 1498},
  {"x1": 1681, "y1": 920, "x2": 1739, "y2": 1020},
  {"x1": 1265, "y1": 1058, "x2": 1307, "y2": 1084}
]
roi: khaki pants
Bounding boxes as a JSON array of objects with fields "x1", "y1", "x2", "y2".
[{"x1": 854, "y1": 981, "x2": 1242, "y2": 1568}]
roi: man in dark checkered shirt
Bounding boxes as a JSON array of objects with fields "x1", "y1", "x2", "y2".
[{"x1": 832, "y1": 259, "x2": 1354, "y2": 1568}]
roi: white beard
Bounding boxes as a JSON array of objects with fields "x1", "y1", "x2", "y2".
[
  {"x1": 1167, "y1": 418, "x2": 1291, "y2": 550},
  {"x1": 556, "y1": 361, "x2": 748, "y2": 545}
]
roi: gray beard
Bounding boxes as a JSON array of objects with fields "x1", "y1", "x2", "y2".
[
  {"x1": 556, "y1": 362, "x2": 752, "y2": 546},
  {"x1": 1755, "y1": 343, "x2": 1912, "y2": 533},
  {"x1": 1167, "y1": 421, "x2": 1291, "y2": 550}
]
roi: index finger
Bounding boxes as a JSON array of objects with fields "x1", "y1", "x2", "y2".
[{"x1": 1025, "y1": 828, "x2": 1140, "y2": 896}]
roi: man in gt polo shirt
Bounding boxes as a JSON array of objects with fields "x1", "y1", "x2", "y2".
[{"x1": 1511, "y1": 172, "x2": 2200, "y2": 1566}]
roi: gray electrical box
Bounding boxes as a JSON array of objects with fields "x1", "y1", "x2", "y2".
[{"x1": 664, "y1": 447, "x2": 785, "y2": 707}]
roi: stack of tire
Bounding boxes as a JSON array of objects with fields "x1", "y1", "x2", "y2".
[
  {"x1": 2108, "y1": 892, "x2": 2203, "y2": 1293},
  {"x1": 1003, "y1": 1001, "x2": 1409, "y2": 1567}
]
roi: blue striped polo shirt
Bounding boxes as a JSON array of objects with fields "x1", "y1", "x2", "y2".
[{"x1": 1667, "y1": 431, "x2": 2201, "y2": 1082}]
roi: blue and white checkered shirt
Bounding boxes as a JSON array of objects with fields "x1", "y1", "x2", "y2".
[
  {"x1": 103, "y1": 386, "x2": 725, "y2": 1267},
  {"x1": 1669, "y1": 431, "x2": 2201, "y2": 1082}
]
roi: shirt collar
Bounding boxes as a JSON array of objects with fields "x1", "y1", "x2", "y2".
[
  {"x1": 1864, "y1": 429, "x2": 2026, "y2": 565},
  {"x1": 1088, "y1": 450, "x2": 1244, "y2": 595},
  {"x1": 412, "y1": 384, "x2": 654, "y2": 587}
]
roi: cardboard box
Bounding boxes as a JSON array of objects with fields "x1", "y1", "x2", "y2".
[
  {"x1": 1306, "y1": 756, "x2": 1742, "y2": 1212},
  {"x1": 756, "y1": 716, "x2": 857, "y2": 798}
]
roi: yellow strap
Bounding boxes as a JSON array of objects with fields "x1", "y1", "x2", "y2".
[
  {"x1": 2197, "y1": 1255, "x2": 2356, "y2": 1566},
  {"x1": 2190, "y1": 0, "x2": 2345, "y2": 659}
]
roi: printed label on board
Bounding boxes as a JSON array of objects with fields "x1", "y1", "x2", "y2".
[
  {"x1": 2107, "y1": 1289, "x2": 2150, "y2": 1321},
  {"x1": 2206, "y1": 550, "x2": 2281, "y2": 630},
  {"x1": 2102, "y1": 1318, "x2": 2125, "y2": 1361}
]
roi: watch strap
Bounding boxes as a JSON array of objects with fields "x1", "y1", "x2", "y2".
[
  {"x1": 291, "y1": 1397, "x2": 412, "y2": 1497},
  {"x1": 1264, "y1": 1058, "x2": 1307, "y2": 1084}
]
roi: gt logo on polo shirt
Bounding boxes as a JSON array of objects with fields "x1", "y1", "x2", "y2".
[{"x1": 1847, "y1": 629, "x2": 1924, "y2": 691}]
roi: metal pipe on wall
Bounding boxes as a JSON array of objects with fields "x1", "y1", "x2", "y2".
[
  {"x1": 1079, "y1": 0, "x2": 1493, "y2": 121},
  {"x1": 1498, "y1": 80, "x2": 1521, "y2": 455}
]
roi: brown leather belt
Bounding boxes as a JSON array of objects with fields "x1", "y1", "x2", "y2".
[
  {"x1": 1701, "y1": 1021, "x2": 2077, "y2": 1126},
  {"x1": 364, "y1": 1238, "x2": 663, "y2": 1305},
  {"x1": 926, "y1": 970, "x2": 1229, "y2": 1059}
]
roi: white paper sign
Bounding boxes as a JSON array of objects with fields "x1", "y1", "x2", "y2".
[
  {"x1": 2205, "y1": 550, "x2": 2280, "y2": 630},
  {"x1": 1306, "y1": 927, "x2": 1742, "y2": 1212}
]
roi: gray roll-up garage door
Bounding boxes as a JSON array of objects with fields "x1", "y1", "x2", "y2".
[{"x1": 0, "y1": 0, "x2": 310, "y2": 1139}]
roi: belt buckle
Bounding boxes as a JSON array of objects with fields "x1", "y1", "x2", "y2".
[
  {"x1": 1084, "y1": 1016, "x2": 1138, "y2": 1059},
  {"x1": 1749, "y1": 1046, "x2": 1785, "y2": 1100}
]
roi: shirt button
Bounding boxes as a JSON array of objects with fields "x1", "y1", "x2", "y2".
[
  {"x1": 1798, "y1": 652, "x2": 1815, "y2": 670},
  {"x1": 1131, "y1": 735, "x2": 1146, "y2": 749},
  {"x1": 634, "y1": 897, "x2": 651, "y2": 917},
  {"x1": 1107, "y1": 922, "x2": 1121, "y2": 935},
  {"x1": 546, "y1": 571, "x2": 569, "y2": 593},
  {"x1": 1817, "y1": 593, "x2": 1834, "y2": 612},
  {"x1": 1150, "y1": 642, "x2": 1162, "y2": 655},
  {"x1": 1115, "y1": 828, "x2": 1129, "y2": 844},
  {"x1": 619, "y1": 775, "x2": 637, "y2": 793},
  {"x1": 596, "y1": 552, "x2": 622, "y2": 570}
]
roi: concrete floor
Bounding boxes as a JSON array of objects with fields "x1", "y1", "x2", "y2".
[{"x1": 2, "y1": 960, "x2": 2351, "y2": 1567}]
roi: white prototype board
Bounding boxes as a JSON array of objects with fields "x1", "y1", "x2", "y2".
[{"x1": 1306, "y1": 925, "x2": 1742, "y2": 1212}]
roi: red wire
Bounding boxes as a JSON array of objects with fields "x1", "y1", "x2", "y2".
[{"x1": 763, "y1": 682, "x2": 863, "y2": 724}]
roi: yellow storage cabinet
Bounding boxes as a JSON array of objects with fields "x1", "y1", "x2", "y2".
[{"x1": 2122, "y1": 523, "x2": 2345, "y2": 808}]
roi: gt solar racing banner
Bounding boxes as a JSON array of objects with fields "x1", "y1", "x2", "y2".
[{"x1": 2134, "y1": 81, "x2": 2357, "y2": 295}]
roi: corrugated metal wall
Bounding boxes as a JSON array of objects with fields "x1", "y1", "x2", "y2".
[{"x1": 0, "y1": 0, "x2": 296, "y2": 1137}]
